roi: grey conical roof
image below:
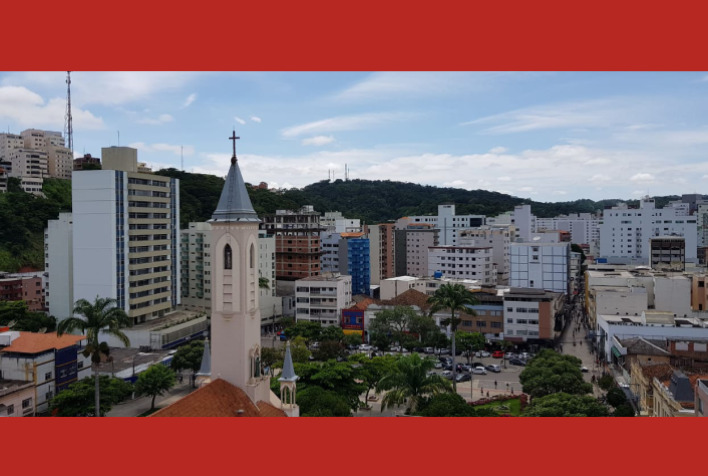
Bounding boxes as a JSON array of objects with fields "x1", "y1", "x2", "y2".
[
  {"x1": 279, "y1": 341, "x2": 298, "y2": 382},
  {"x1": 195, "y1": 338, "x2": 211, "y2": 377},
  {"x1": 210, "y1": 152, "x2": 260, "y2": 223}
]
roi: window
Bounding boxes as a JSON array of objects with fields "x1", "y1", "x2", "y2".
[
  {"x1": 22, "y1": 398, "x2": 32, "y2": 409},
  {"x1": 45, "y1": 372, "x2": 52, "y2": 380},
  {"x1": 224, "y1": 244, "x2": 232, "y2": 270},
  {"x1": 7, "y1": 404, "x2": 14, "y2": 415}
]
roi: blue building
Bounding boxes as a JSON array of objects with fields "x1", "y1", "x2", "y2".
[{"x1": 346, "y1": 237, "x2": 370, "y2": 295}]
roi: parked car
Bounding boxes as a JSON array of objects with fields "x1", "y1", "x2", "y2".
[
  {"x1": 413, "y1": 347, "x2": 424, "y2": 353},
  {"x1": 485, "y1": 364, "x2": 501, "y2": 373},
  {"x1": 441, "y1": 370, "x2": 453, "y2": 379},
  {"x1": 439, "y1": 356, "x2": 451, "y2": 363},
  {"x1": 471, "y1": 366, "x2": 487, "y2": 375},
  {"x1": 581, "y1": 366, "x2": 589, "y2": 373},
  {"x1": 438, "y1": 348, "x2": 451, "y2": 355},
  {"x1": 479, "y1": 350, "x2": 491, "y2": 358},
  {"x1": 457, "y1": 363, "x2": 471, "y2": 373},
  {"x1": 508, "y1": 358, "x2": 526, "y2": 366},
  {"x1": 442, "y1": 362, "x2": 453, "y2": 371},
  {"x1": 434, "y1": 362, "x2": 443, "y2": 369},
  {"x1": 424, "y1": 347, "x2": 435, "y2": 354},
  {"x1": 455, "y1": 373, "x2": 472, "y2": 382},
  {"x1": 492, "y1": 350, "x2": 504, "y2": 359},
  {"x1": 279, "y1": 332, "x2": 288, "y2": 341},
  {"x1": 358, "y1": 344, "x2": 372, "y2": 351}
]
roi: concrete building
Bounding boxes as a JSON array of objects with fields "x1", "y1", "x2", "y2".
[
  {"x1": 295, "y1": 274, "x2": 353, "y2": 326},
  {"x1": 5, "y1": 149, "x2": 47, "y2": 195},
  {"x1": 262, "y1": 206, "x2": 324, "y2": 281},
  {"x1": 502, "y1": 288, "x2": 563, "y2": 343},
  {"x1": 321, "y1": 232, "x2": 370, "y2": 295},
  {"x1": 536, "y1": 213, "x2": 601, "y2": 256},
  {"x1": 45, "y1": 213, "x2": 73, "y2": 319},
  {"x1": 697, "y1": 379, "x2": 708, "y2": 416},
  {"x1": 510, "y1": 242, "x2": 571, "y2": 294},
  {"x1": 20, "y1": 129, "x2": 73, "y2": 180},
  {"x1": 394, "y1": 224, "x2": 439, "y2": 277},
  {"x1": 379, "y1": 275, "x2": 481, "y2": 301},
  {"x1": 72, "y1": 146, "x2": 180, "y2": 325},
  {"x1": 73, "y1": 153, "x2": 101, "y2": 171},
  {"x1": 257, "y1": 230, "x2": 282, "y2": 331},
  {"x1": 0, "y1": 274, "x2": 44, "y2": 312},
  {"x1": 368, "y1": 223, "x2": 395, "y2": 285},
  {"x1": 396, "y1": 204, "x2": 484, "y2": 246},
  {"x1": 599, "y1": 197, "x2": 697, "y2": 265},
  {"x1": 652, "y1": 370, "x2": 706, "y2": 417},
  {"x1": 321, "y1": 211, "x2": 361, "y2": 233},
  {"x1": 650, "y1": 236, "x2": 686, "y2": 271},
  {"x1": 0, "y1": 330, "x2": 91, "y2": 414},
  {"x1": 427, "y1": 245, "x2": 496, "y2": 285},
  {"x1": 0, "y1": 379, "x2": 35, "y2": 417},
  {"x1": 0, "y1": 163, "x2": 7, "y2": 193},
  {"x1": 458, "y1": 226, "x2": 511, "y2": 284},
  {"x1": 180, "y1": 222, "x2": 212, "y2": 311}
]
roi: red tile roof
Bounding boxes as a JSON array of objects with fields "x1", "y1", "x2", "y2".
[
  {"x1": 1, "y1": 332, "x2": 85, "y2": 354},
  {"x1": 150, "y1": 378, "x2": 287, "y2": 417}
]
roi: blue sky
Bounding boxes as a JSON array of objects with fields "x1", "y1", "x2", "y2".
[{"x1": 2, "y1": 71, "x2": 708, "y2": 202}]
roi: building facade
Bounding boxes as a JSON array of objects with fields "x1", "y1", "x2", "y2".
[
  {"x1": 458, "y1": 226, "x2": 511, "y2": 284},
  {"x1": 45, "y1": 212, "x2": 73, "y2": 319},
  {"x1": 0, "y1": 275, "x2": 44, "y2": 312},
  {"x1": 502, "y1": 288, "x2": 563, "y2": 343},
  {"x1": 427, "y1": 246, "x2": 496, "y2": 284},
  {"x1": 295, "y1": 275, "x2": 353, "y2": 326},
  {"x1": 368, "y1": 223, "x2": 395, "y2": 285},
  {"x1": 510, "y1": 242, "x2": 571, "y2": 294},
  {"x1": 396, "y1": 204, "x2": 484, "y2": 246},
  {"x1": 72, "y1": 146, "x2": 180, "y2": 325},
  {"x1": 262, "y1": 206, "x2": 323, "y2": 281}
]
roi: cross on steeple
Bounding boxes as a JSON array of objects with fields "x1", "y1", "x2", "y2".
[{"x1": 229, "y1": 130, "x2": 240, "y2": 164}]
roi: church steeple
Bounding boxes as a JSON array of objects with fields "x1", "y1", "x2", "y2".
[
  {"x1": 210, "y1": 131, "x2": 260, "y2": 223},
  {"x1": 194, "y1": 338, "x2": 211, "y2": 387},
  {"x1": 278, "y1": 341, "x2": 299, "y2": 417}
]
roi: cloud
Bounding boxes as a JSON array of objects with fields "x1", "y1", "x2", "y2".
[
  {"x1": 489, "y1": 146, "x2": 508, "y2": 154},
  {"x1": 137, "y1": 114, "x2": 174, "y2": 125},
  {"x1": 462, "y1": 98, "x2": 653, "y2": 134},
  {"x1": 552, "y1": 190, "x2": 568, "y2": 195},
  {"x1": 0, "y1": 85, "x2": 104, "y2": 130},
  {"x1": 250, "y1": 116, "x2": 262, "y2": 123},
  {"x1": 332, "y1": 72, "x2": 548, "y2": 102},
  {"x1": 497, "y1": 176, "x2": 512, "y2": 182},
  {"x1": 182, "y1": 93, "x2": 197, "y2": 108},
  {"x1": 302, "y1": 135, "x2": 335, "y2": 146},
  {"x1": 589, "y1": 174, "x2": 611, "y2": 183},
  {"x1": 629, "y1": 173, "x2": 655, "y2": 183},
  {"x1": 128, "y1": 142, "x2": 195, "y2": 156},
  {"x1": 234, "y1": 116, "x2": 246, "y2": 125},
  {"x1": 281, "y1": 112, "x2": 415, "y2": 138}
]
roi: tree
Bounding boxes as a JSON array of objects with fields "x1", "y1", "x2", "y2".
[
  {"x1": 613, "y1": 403, "x2": 636, "y2": 417},
  {"x1": 313, "y1": 339, "x2": 345, "y2": 361},
  {"x1": 376, "y1": 353, "x2": 452, "y2": 414},
  {"x1": 456, "y1": 331, "x2": 486, "y2": 363},
  {"x1": 50, "y1": 376, "x2": 133, "y2": 417},
  {"x1": 134, "y1": 364, "x2": 177, "y2": 411},
  {"x1": 427, "y1": 284, "x2": 480, "y2": 390},
  {"x1": 261, "y1": 347, "x2": 283, "y2": 377},
  {"x1": 519, "y1": 349, "x2": 593, "y2": 398},
  {"x1": 523, "y1": 392, "x2": 610, "y2": 417},
  {"x1": 56, "y1": 297, "x2": 131, "y2": 417},
  {"x1": 349, "y1": 353, "x2": 397, "y2": 406},
  {"x1": 597, "y1": 374, "x2": 615, "y2": 391},
  {"x1": 606, "y1": 387, "x2": 628, "y2": 408},
  {"x1": 0, "y1": 301, "x2": 56, "y2": 332},
  {"x1": 289, "y1": 336, "x2": 312, "y2": 363},
  {"x1": 416, "y1": 392, "x2": 477, "y2": 417},
  {"x1": 258, "y1": 276, "x2": 270, "y2": 289},
  {"x1": 285, "y1": 321, "x2": 322, "y2": 348},
  {"x1": 297, "y1": 386, "x2": 353, "y2": 417},
  {"x1": 170, "y1": 340, "x2": 205, "y2": 386},
  {"x1": 343, "y1": 333, "x2": 363, "y2": 349}
]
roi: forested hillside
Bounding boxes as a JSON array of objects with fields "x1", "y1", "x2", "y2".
[{"x1": 0, "y1": 169, "x2": 684, "y2": 272}]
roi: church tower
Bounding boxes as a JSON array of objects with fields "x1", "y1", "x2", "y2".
[{"x1": 208, "y1": 131, "x2": 270, "y2": 404}]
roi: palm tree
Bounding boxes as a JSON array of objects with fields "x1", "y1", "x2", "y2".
[
  {"x1": 376, "y1": 353, "x2": 452, "y2": 414},
  {"x1": 427, "y1": 283, "x2": 479, "y2": 391},
  {"x1": 56, "y1": 297, "x2": 131, "y2": 416}
]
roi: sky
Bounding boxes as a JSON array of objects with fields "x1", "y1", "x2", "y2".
[{"x1": 2, "y1": 71, "x2": 708, "y2": 203}]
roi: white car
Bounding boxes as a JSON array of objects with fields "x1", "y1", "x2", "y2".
[
  {"x1": 358, "y1": 344, "x2": 372, "y2": 351},
  {"x1": 471, "y1": 366, "x2": 487, "y2": 375}
]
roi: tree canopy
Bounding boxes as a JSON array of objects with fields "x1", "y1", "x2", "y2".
[
  {"x1": 523, "y1": 392, "x2": 610, "y2": 417},
  {"x1": 134, "y1": 364, "x2": 177, "y2": 411},
  {"x1": 518, "y1": 349, "x2": 593, "y2": 398},
  {"x1": 50, "y1": 376, "x2": 133, "y2": 417}
]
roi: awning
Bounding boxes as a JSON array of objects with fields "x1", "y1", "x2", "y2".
[{"x1": 611, "y1": 346, "x2": 622, "y2": 358}]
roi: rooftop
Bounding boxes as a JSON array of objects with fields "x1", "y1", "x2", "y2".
[{"x1": 0, "y1": 332, "x2": 85, "y2": 355}]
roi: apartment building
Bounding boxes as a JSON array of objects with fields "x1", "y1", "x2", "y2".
[
  {"x1": 427, "y1": 245, "x2": 496, "y2": 285},
  {"x1": 262, "y1": 206, "x2": 324, "y2": 281},
  {"x1": 0, "y1": 330, "x2": 91, "y2": 414},
  {"x1": 394, "y1": 224, "x2": 439, "y2": 277},
  {"x1": 536, "y1": 213, "x2": 600, "y2": 256},
  {"x1": 20, "y1": 129, "x2": 73, "y2": 180},
  {"x1": 0, "y1": 163, "x2": 7, "y2": 193},
  {"x1": 45, "y1": 213, "x2": 73, "y2": 319},
  {"x1": 487, "y1": 204, "x2": 537, "y2": 243},
  {"x1": 294, "y1": 274, "x2": 353, "y2": 326},
  {"x1": 502, "y1": 288, "x2": 563, "y2": 343},
  {"x1": 73, "y1": 153, "x2": 101, "y2": 171},
  {"x1": 650, "y1": 236, "x2": 686, "y2": 271},
  {"x1": 0, "y1": 274, "x2": 44, "y2": 312},
  {"x1": 180, "y1": 222, "x2": 212, "y2": 311},
  {"x1": 321, "y1": 211, "x2": 362, "y2": 233},
  {"x1": 72, "y1": 146, "x2": 180, "y2": 325},
  {"x1": 599, "y1": 197, "x2": 697, "y2": 265},
  {"x1": 321, "y1": 232, "x2": 370, "y2": 295},
  {"x1": 458, "y1": 226, "x2": 511, "y2": 284},
  {"x1": 396, "y1": 204, "x2": 484, "y2": 246},
  {"x1": 368, "y1": 223, "x2": 395, "y2": 285},
  {"x1": 510, "y1": 242, "x2": 571, "y2": 294}
]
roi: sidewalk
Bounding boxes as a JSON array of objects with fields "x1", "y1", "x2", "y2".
[{"x1": 107, "y1": 379, "x2": 197, "y2": 417}]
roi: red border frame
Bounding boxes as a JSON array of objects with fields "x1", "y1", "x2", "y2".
[{"x1": 3, "y1": 0, "x2": 707, "y2": 472}]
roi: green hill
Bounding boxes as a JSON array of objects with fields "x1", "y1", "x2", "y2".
[{"x1": 0, "y1": 169, "x2": 687, "y2": 272}]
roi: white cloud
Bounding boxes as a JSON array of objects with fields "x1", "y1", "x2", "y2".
[
  {"x1": 281, "y1": 112, "x2": 416, "y2": 138},
  {"x1": 128, "y1": 142, "x2": 195, "y2": 156},
  {"x1": 589, "y1": 174, "x2": 611, "y2": 183},
  {"x1": 518, "y1": 186, "x2": 534, "y2": 192},
  {"x1": 250, "y1": 116, "x2": 262, "y2": 123},
  {"x1": 234, "y1": 116, "x2": 246, "y2": 125},
  {"x1": 302, "y1": 135, "x2": 335, "y2": 146},
  {"x1": 552, "y1": 190, "x2": 568, "y2": 195},
  {"x1": 443, "y1": 180, "x2": 467, "y2": 188},
  {"x1": 137, "y1": 114, "x2": 174, "y2": 125},
  {"x1": 182, "y1": 93, "x2": 197, "y2": 108},
  {"x1": 0, "y1": 85, "x2": 103, "y2": 130},
  {"x1": 629, "y1": 173, "x2": 655, "y2": 183},
  {"x1": 489, "y1": 146, "x2": 508, "y2": 154},
  {"x1": 497, "y1": 176, "x2": 512, "y2": 182}
]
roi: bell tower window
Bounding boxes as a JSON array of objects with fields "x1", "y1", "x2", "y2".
[{"x1": 224, "y1": 244, "x2": 232, "y2": 270}]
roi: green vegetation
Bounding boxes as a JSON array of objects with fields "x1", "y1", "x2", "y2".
[
  {"x1": 0, "y1": 300, "x2": 56, "y2": 332},
  {"x1": 523, "y1": 392, "x2": 610, "y2": 417},
  {"x1": 57, "y1": 297, "x2": 132, "y2": 417},
  {"x1": 134, "y1": 364, "x2": 177, "y2": 411},
  {"x1": 472, "y1": 397, "x2": 523, "y2": 416},
  {"x1": 518, "y1": 349, "x2": 593, "y2": 398},
  {"x1": 170, "y1": 339, "x2": 205, "y2": 385},
  {"x1": 50, "y1": 376, "x2": 134, "y2": 417}
]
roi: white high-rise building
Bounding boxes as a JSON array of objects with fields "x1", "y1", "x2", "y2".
[
  {"x1": 510, "y1": 242, "x2": 571, "y2": 294},
  {"x1": 487, "y1": 204, "x2": 537, "y2": 243},
  {"x1": 45, "y1": 213, "x2": 74, "y2": 319},
  {"x1": 321, "y1": 211, "x2": 361, "y2": 233},
  {"x1": 427, "y1": 246, "x2": 496, "y2": 284},
  {"x1": 396, "y1": 204, "x2": 485, "y2": 246},
  {"x1": 536, "y1": 213, "x2": 600, "y2": 256},
  {"x1": 295, "y1": 274, "x2": 353, "y2": 326},
  {"x1": 599, "y1": 197, "x2": 697, "y2": 265},
  {"x1": 72, "y1": 146, "x2": 180, "y2": 325},
  {"x1": 458, "y1": 226, "x2": 511, "y2": 284}
]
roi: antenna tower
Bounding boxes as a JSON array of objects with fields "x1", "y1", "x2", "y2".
[{"x1": 64, "y1": 71, "x2": 73, "y2": 155}]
